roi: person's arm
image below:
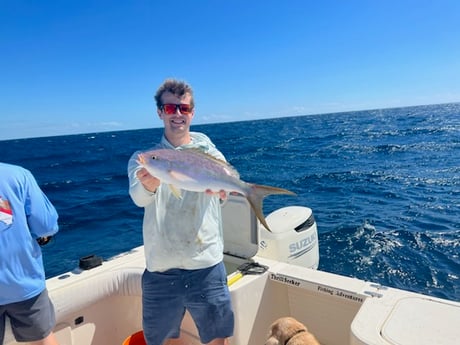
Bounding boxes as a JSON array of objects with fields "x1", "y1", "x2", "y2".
[{"x1": 24, "y1": 170, "x2": 59, "y2": 238}]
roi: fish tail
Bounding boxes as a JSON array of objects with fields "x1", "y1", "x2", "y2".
[{"x1": 245, "y1": 184, "x2": 296, "y2": 232}]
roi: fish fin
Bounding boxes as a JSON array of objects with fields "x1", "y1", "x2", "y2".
[
  {"x1": 179, "y1": 148, "x2": 240, "y2": 178},
  {"x1": 245, "y1": 184, "x2": 296, "y2": 232},
  {"x1": 136, "y1": 153, "x2": 146, "y2": 166},
  {"x1": 168, "y1": 185, "x2": 183, "y2": 199}
]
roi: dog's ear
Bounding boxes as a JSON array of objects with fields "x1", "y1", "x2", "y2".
[
  {"x1": 266, "y1": 319, "x2": 284, "y2": 345},
  {"x1": 267, "y1": 319, "x2": 291, "y2": 345}
]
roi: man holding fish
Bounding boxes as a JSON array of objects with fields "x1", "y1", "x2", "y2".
[
  {"x1": 128, "y1": 79, "x2": 294, "y2": 345},
  {"x1": 128, "y1": 79, "x2": 234, "y2": 345}
]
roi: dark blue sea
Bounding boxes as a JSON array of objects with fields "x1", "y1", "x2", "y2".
[{"x1": 2, "y1": 103, "x2": 459, "y2": 302}]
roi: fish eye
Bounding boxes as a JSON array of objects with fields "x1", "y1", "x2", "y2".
[{"x1": 151, "y1": 155, "x2": 156, "y2": 160}]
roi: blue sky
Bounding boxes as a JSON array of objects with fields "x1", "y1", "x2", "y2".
[{"x1": 1, "y1": 1, "x2": 459, "y2": 140}]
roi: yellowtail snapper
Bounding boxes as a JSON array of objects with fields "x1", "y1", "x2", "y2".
[{"x1": 137, "y1": 148, "x2": 296, "y2": 231}]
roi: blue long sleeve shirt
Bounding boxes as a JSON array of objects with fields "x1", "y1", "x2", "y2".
[{"x1": 0, "y1": 163, "x2": 59, "y2": 305}]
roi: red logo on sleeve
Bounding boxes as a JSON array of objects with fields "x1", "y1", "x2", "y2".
[{"x1": 0, "y1": 197, "x2": 13, "y2": 225}]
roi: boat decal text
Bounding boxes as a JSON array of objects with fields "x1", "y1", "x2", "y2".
[
  {"x1": 269, "y1": 273, "x2": 301, "y2": 287},
  {"x1": 270, "y1": 273, "x2": 365, "y2": 304},
  {"x1": 317, "y1": 285, "x2": 365, "y2": 303}
]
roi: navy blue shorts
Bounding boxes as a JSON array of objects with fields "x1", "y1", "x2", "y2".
[
  {"x1": 142, "y1": 262, "x2": 234, "y2": 345},
  {"x1": 0, "y1": 289, "x2": 55, "y2": 344}
]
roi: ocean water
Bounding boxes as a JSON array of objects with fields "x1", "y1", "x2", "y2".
[{"x1": 2, "y1": 103, "x2": 459, "y2": 302}]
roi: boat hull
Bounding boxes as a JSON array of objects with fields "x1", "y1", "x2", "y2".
[
  {"x1": 4, "y1": 246, "x2": 460, "y2": 345},
  {"x1": 4, "y1": 196, "x2": 459, "y2": 344}
]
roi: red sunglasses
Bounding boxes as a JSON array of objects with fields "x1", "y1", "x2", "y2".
[{"x1": 160, "y1": 103, "x2": 193, "y2": 115}]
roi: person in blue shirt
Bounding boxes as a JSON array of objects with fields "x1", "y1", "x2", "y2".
[
  {"x1": 0, "y1": 163, "x2": 59, "y2": 345},
  {"x1": 128, "y1": 79, "x2": 234, "y2": 345}
]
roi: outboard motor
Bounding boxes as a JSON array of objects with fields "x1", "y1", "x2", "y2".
[{"x1": 257, "y1": 206, "x2": 319, "y2": 269}]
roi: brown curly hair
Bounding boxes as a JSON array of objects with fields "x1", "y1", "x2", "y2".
[{"x1": 154, "y1": 79, "x2": 194, "y2": 109}]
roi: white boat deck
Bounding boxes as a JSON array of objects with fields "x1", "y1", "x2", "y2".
[{"x1": 4, "y1": 195, "x2": 460, "y2": 344}]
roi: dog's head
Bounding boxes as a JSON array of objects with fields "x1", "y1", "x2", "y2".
[
  {"x1": 265, "y1": 317, "x2": 321, "y2": 345},
  {"x1": 265, "y1": 317, "x2": 308, "y2": 345}
]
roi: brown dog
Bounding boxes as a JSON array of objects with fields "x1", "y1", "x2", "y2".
[{"x1": 265, "y1": 317, "x2": 320, "y2": 345}]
